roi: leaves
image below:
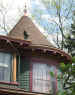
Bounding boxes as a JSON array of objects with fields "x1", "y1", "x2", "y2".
[
  {"x1": 50, "y1": 71, "x2": 54, "y2": 77},
  {"x1": 60, "y1": 62, "x2": 66, "y2": 71},
  {"x1": 72, "y1": 56, "x2": 75, "y2": 63}
]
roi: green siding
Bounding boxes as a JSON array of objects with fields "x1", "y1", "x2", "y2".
[
  {"x1": 0, "y1": 83, "x2": 18, "y2": 88},
  {"x1": 17, "y1": 56, "x2": 30, "y2": 91}
]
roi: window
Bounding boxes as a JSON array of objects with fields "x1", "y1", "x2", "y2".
[
  {"x1": 24, "y1": 31, "x2": 28, "y2": 39},
  {"x1": 0, "y1": 52, "x2": 12, "y2": 82},
  {"x1": 18, "y1": 58, "x2": 60, "y2": 94},
  {"x1": 32, "y1": 63, "x2": 53, "y2": 93}
]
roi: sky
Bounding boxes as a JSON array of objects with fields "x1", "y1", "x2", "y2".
[
  {"x1": 0, "y1": 0, "x2": 52, "y2": 32},
  {"x1": 0, "y1": 0, "x2": 74, "y2": 45},
  {"x1": 31, "y1": 0, "x2": 75, "y2": 46},
  {"x1": 0, "y1": 0, "x2": 28, "y2": 34},
  {"x1": 0, "y1": 0, "x2": 56, "y2": 44}
]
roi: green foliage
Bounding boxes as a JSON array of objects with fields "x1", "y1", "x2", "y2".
[
  {"x1": 58, "y1": 61, "x2": 75, "y2": 95},
  {"x1": 50, "y1": 71, "x2": 54, "y2": 77},
  {"x1": 59, "y1": 62, "x2": 71, "y2": 72},
  {"x1": 64, "y1": 19, "x2": 75, "y2": 55},
  {"x1": 72, "y1": 56, "x2": 75, "y2": 63},
  {"x1": 56, "y1": 90, "x2": 67, "y2": 95},
  {"x1": 60, "y1": 62, "x2": 66, "y2": 71}
]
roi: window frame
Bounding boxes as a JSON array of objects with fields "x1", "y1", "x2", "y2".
[
  {"x1": 29, "y1": 58, "x2": 58, "y2": 94},
  {"x1": 0, "y1": 52, "x2": 12, "y2": 82}
]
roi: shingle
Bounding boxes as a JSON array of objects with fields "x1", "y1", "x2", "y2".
[{"x1": 8, "y1": 16, "x2": 54, "y2": 48}]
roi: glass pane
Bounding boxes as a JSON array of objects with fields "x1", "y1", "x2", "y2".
[
  {"x1": 0, "y1": 67, "x2": 4, "y2": 80},
  {"x1": 32, "y1": 63, "x2": 51, "y2": 93},
  {"x1": 0, "y1": 52, "x2": 12, "y2": 82}
]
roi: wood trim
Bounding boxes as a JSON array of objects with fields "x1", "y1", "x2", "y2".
[
  {"x1": 54, "y1": 68, "x2": 58, "y2": 93},
  {"x1": 0, "y1": 35, "x2": 30, "y2": 44},
  {"x1": 0, "y1": 81, "x2": 19, "y2": 86},
  {"x1": 31, "y1": 57, "x2": 59, "y2": 66},
  {"x1": 0, "y1": 86, "x2": 50, "y2": 95},
  {"x1": 30, "y1": 63, "x2": 32, "y2": 92},
  {"x1": 13, "y1": 53, "x2": 17, "y2": 82},
  {"x1": 30, "y1": 58, "x2": 58, "y2": 94}
]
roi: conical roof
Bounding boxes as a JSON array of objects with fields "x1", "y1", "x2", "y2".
[
  {"x1": 8, "y1": 16, "x2": 54, "y2": 47},
  {"x1": 4, "y1": 16, "x2": 71, "y2": 63}
]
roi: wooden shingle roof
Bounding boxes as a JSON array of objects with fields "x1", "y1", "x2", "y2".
[{"x1": 8, "y1": 16, "x2": 54, "y2": 48}]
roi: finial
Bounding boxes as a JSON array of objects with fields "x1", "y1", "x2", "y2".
[{"x1": 24, "y1": 2, "x2": 28, "y2": 16}]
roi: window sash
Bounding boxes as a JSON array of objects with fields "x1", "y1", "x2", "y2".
[
  {"x1": 32, "y1": 63, "x2": 52, "y2": 93},
  {"x1": 0, "y1": 52, "x2": 12, "y2": 82},
  {"x1": 0, "y1": 67, "x2": 4, "y2": 80}
]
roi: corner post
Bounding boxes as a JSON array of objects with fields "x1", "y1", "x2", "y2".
[{"x1": 13, "y1": 53, "x2": 17, "y2": 82}]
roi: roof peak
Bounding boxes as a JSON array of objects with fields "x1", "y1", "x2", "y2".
[{"x1": 8, "y1": 16, "x2": 54, "y2": 48}]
